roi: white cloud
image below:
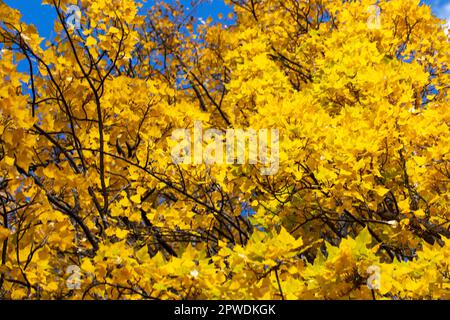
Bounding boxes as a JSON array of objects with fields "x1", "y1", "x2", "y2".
[{"x1": 437, "y1": 2, "x2": 450, "y2": 34}]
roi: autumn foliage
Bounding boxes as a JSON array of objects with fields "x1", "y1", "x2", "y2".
[{"x1": 0, "y1": 0, "x2": 449, "y2": 299}]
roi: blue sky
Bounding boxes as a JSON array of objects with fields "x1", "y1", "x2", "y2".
[
  {"x1": 2, "y1": 0, "x2": 233, "y2": 40},
  {"x1": 2, "y1": 0, "x2": 449, "y2": 41},
  {"x1": 427, "y1": 0, "x2": 450, "y2": 30}
]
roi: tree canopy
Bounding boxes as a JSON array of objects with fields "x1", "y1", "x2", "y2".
[{"x1": 0, "y1": 0, "x2": 449, "y2": 299}]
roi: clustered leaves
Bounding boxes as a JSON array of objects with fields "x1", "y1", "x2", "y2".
[{"x1": 0, "y1": 0, "x2": 449, "y2": 299}]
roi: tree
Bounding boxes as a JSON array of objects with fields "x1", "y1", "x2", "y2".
[{"x1": 0, "y1": 0, "x2": 449, "y2": 299}]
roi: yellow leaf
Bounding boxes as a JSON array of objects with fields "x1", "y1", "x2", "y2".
[
  {"x1": 85, "y1": 36, "x2": 97, "y2": 47},
  {"x1": 46, "y1": 282, "x2": 59, "y2": 291},
  {"x1": 398, "y1": 199, "x2": 410, "y2": 213},
  {"x1": 0, "y1": 227, "x2": 10, "y2": 241},
  {"x1": 414, "y1": 209, "x2": 426, "y2": 218},
  {"x1": 130, "y1": 194, "x2": 141, "y2": 204},
  {"x1": 355, "y1": 227, "x2": 372, "y2": 248},
  {"x1": 116, "y1": 228, "x2": 128, "y2": 239},
  {"x1": 109, "y1": 26, "x2": 120, "y2": 34},
  {"x1": 10, "y1": 288, "x2": 27, "y2": 299},
  {"x1": 3, "y1": 156, "x2": 14, "y2": 166},
  {"x1": 81, "y1": 259, "x2": 96, "y2": 273},
  {"x1": 374, "y1": 186, "x2": 389, "y2": 197},
  {"x1": 136, "y1": 246, "x2": 148, "y2": 262}
]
